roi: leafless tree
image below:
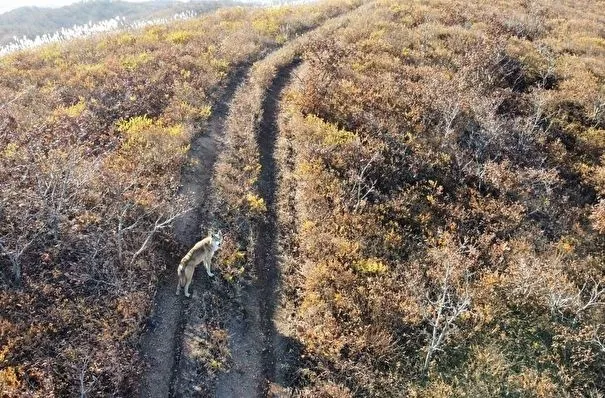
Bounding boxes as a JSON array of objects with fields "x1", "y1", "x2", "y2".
[
  {"x1": 116, "y1": 202, "x2": 141, "y2": 265},
  {"x1": 35, "y1": 152, "x2": 98, "y2": 242},
  {"x1": 576, "y1": 279, "x2": 605, "y2": 314},
  {"x1": 0, "y1": 233, "x2": 38, "y2": 286},
  {"x1": 128, "y1": 207, "x2": 192, "y2": 267},
  {"x1": 349, "y1": 152, "x2": 379, "y2": 213},
  {"x1": 74, "y1": 353, "x2": 96, "y2": 398},
  {"x1": 423, "y1": 261, "x2": 471, "y2": 372},
  {"x1": 546, "y1": 277, "x2": 604, "y2": 318},
  {"x1": 592, "y1": 330, "x2": 605, "y2": 353}
]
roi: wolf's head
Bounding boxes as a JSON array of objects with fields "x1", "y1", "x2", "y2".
[{"x1": 211, "y1": 230, "x2": 223, "y2": 247}]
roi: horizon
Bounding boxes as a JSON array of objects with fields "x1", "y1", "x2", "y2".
[{"x1": 0, "y1": 0, "x2": 173, "y2": 15}]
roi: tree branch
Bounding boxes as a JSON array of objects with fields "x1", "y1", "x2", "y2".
[{"x1": 128, "y1": 208, "x2": 192, "y2": 267}]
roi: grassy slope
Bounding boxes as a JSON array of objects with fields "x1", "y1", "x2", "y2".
[
  {"x1": 275, "y1": 0, "x2": 605, "y2": 396},
  {"x1": 1, "y1": 0, "x2": 604, "y2": 396},
  {"x1": 0, "y1": 2, "x2": 354, "y2": 395}
]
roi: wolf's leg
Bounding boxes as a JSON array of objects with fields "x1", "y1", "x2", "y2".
[
  {"x1": 184, "y1": 278, "x2": 191, "y2": 297},
  {"x1": 204, "y1": 259, "x2": 214, "y2": 277},
  {"x1": 184, "y1": 266, "x2": 194, "y2": 297},
  {"x1": 175, "y1": 266, "x2": 182, "y2": 296},
  {"x1": 176, "y1": 274, "x2": 183, "y2": 296}
]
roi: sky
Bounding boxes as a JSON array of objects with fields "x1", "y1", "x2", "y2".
[{"x1": 0, "y1": 0, "x2": 151, "y2": 15}]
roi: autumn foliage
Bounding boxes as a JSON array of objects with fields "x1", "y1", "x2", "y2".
[
  {"x1": 1, "y1": 0, "x2": 604, "y2": 396},
  {"x1": 0, "y1": 2, "x2": 356, "y2": 395},
  {"x1": 273, "y1": 0, "x2": 605, "y2": 395}
]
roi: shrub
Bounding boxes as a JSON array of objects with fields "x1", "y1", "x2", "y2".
[{"x1": 275, "y1": 0, "x2": 605, "y2": 395}]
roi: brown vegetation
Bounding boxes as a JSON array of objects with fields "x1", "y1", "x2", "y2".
[
  {"x1": 2, "y1": 0, "x2": 604, "y2": 396},
  {"x1": 0, "y1": 2, "x2": 357, "y2": 395},
  {"x1": 273, "y1": 0, "x2": 605, "y2": 395}
]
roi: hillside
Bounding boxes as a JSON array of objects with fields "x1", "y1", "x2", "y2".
[
  {"x1": 0, "y1": 1, "x2": 358, "y2": 395},
  {"x1": 1, "y1": 0, "x2": 604, "y2": 396},
  {"x1": 272, "y1": 0, "x2": 605, "y2": 395},
  {"x1": 0, "y1": 0, "x2": 235, "y2": 46}
]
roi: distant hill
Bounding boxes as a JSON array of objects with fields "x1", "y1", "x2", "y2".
[{"x1": 0, "y1": 0, "x2": 239, "y2": 46}]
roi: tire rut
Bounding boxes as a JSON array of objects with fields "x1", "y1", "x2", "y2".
[
  {"x1": 139, "y1": 7, "x2": 361, "y2": 396},
  {"x1": 214, "y1": 61, "x2": 301, "y2": 398},
  {"x1": 255, "y1": 60, "x2": 302, "y2": 394},
  {"x1": 137, "y1": 66, "x2": 248, "y2": 398}
]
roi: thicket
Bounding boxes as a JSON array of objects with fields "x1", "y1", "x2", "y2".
[
  {"x1": 276, "y1": 0, "x2": 605, "y2": 395},
  {"x1": 2, "y1": 0, "x2": 604, "y2": 395},
  {"x1": 0, "y1": 2, "x2": 354, "y2": 395}
]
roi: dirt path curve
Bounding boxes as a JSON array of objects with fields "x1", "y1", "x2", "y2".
[
  {"x1": 214, "y1": 60, "x2": 301, "y2": 398},
  {"x1": 138, "y1": 8, "x2": 360, "y2": 395},
  {"x1": 137, "y1": 66, "x2": 248, "y2": 398}
]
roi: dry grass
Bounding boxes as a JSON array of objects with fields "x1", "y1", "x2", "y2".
[
  {"x1": 275, "y1": 0, "x2": 605, "y2": 395},
  {"x1": 0, "y1": 2, "x2": 358, "y2": 395},
  {"x1": 2, "y1": 0, "x2": 604, "y2": 395}
]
